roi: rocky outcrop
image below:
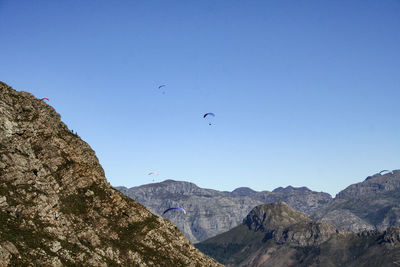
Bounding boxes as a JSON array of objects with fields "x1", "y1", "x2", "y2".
[
  {"x1": 116, "y1": 180, "x2": 332, "y2": 243},
  {"x1": 314, "y1": 170, "x2": 400, "y2": 232},
  {"x1": 196, "y1": 202, "x2": 400, "y2": 267},
  {"x1": 0, "y1": 82, "x2": 220, "y2": 266},
  {"x1": 318, "y1": 209, "x2": 375, "y2": 232},
  {"x1": 243, "y1": 202, "x2": 344, "y2": 247},
  {"x1": 243, "y1": 202, "x2": 311, "y2": 232}
]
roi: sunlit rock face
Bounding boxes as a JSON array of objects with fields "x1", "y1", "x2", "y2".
[{"x1": 315, "y1": 170, "x2": 400, "y2": 232}]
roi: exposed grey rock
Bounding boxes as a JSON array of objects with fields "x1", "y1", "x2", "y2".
[
  {"x1": 116, "y1": 181, "x2": 332, "y2": 243},
  {"x1": 231, "y1": 187, "x2": 257, "y2": 196},
  {"x1": 0, "y1": 196, "x2": 7, "y2": 208},
  {"x1": 0, "y1": 241, "x2": 19, "y2": 266},
  {"x1": 118, "y1": 170, "x2": 400, "y2": 245},
  {"x1": 314, "y1": 170, "x2": 400, "y2": 233},
  {"x1": 318, "y1": 209, "x2": 375, "y2": 232}
]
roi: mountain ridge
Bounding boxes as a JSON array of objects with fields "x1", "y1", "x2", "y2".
[
  {"x1": 117, "y1": 169, "x2": 400, "y2": 243},
  {"x1": 196, "y1": 202, "x2": 400, "y2": 266},
  {"x1": 116, "y1": 179, "x2": 332, "y2": 243},
  {"x1": 314, "y1": 170, "x2": 400, "y2": 232}
]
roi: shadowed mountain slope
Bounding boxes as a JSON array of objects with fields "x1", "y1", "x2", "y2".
[
  {"x1": 0, "y1": 82, "x2": 220, "y2": 266},
  {"x1": 116, "y1": 180, "x2": 332, "y2": 243},
  {"x1": 196, "y1": 202, "x2": 400, "y2": 267}
]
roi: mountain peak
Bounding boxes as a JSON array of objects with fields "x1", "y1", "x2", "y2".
[
  {"x1": 231, "y1": 187, "x2": 257, "y2": 196},
  {"x1": 272, "y1": 186, "x2": 311, "y2": 193},
  {"x1": 243, "y1": 202, "x2": 311, "y2": 232},
  {"x1": 336, "y1": 169, "x2": 400, "y2": 200}
]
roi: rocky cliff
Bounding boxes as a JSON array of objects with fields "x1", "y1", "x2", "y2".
[
  {"x1": 315, "y1": 170, "x2": 400, "y2": 232},
  {"x1": 0, "y1": 82, "x2": 221, "y2": 266},
  {"x1": 196, "y1": 202, "x2": 400, "y2": 267},
  {"x1": 116, "y1": 180, "x2": 332, "y2": 243}
]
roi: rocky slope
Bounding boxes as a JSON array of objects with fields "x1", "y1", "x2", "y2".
[
  {"x1": 0, "y1": 82, "x2": 221, "y2": 266},
  {"x1": 315, "y1": 170, "x2": 400, "y2": 232},
  {"x1": 196, "y1": 202, "x2": 400, "y2": 267},
  {"x1": 116, "y1": 181, "x2": 332, "y2": 243}
]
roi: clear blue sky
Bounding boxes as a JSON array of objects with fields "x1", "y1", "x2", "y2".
[{"x1": 1, "y1": 0, "x2": 399, "y2": 196}]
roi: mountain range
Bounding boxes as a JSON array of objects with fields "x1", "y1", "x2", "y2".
[
  {"x1": 117, "y1": 170, "x2": 400, "y2": 243},
  {"x1": 195, "y1": 202, "x2": 400, "y2": 266},
  {"x1": 116, "y1": 180, "x2": 331, "y2": 243}
]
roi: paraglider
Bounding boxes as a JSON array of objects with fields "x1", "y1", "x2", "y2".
[
  {"x1": 40, "y1": 98, "x2": 50, "y2": 102},
  {"x1": 163, "y1": 207, "x2": 186, "y2": 215},
  {"x1": 203, "y1": 113, "x2": 215, "y2": 125},
  {"x1": 148, "y1": 171, "x2": 159, "y2": 182},
  {"x1": 379, "y1": 170, "x2": 391, "y2": 175},
  {"x1": 158, "y1": 85, "x2": 166, "y2": 94}
]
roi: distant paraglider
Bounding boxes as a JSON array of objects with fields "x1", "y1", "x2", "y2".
[
  {"x1": 148, "y1": 171, "x2": 159, "y2": 182},
  {"x1": 379, "y1": 170, "x2": 391, "y2": 175},
  {"x1": 163, "y1": 207, "x2": 186, "y2": 215},
  {"x1": 203, "y1": 113, "x2": 215, "y2": 125},
  {"x1": 158, "y1": 85, "x2": 166, "y2": 94},
  {"x1": 40, "y1": 98, "x2": 50, "y2": 102}
]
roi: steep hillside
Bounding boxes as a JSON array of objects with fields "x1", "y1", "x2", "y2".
[
  {"x1": 116, "y1": 181, "x2": 332, "y2": 243},
  {"x1": 196, "y1": 202, "x2": 400, "y2": 267},
  {"x1": 0, "y1": 82, "x2": 220, "y2": 266},
  {"x1": 315, "y1": 170, "x2": 400, "y2": 232}
]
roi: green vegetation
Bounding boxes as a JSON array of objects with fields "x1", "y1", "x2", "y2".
[
  {"x1": 60, "y1": 193, "x2": 89, "y2": 215},
  {"x1": 195, "y1": 243, "x2": 245, "y2": 264},
  {"x1": 0, "y1": 209, "x2": 57, "y2": 265}
]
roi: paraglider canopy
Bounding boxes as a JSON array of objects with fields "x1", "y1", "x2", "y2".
[
  {"x1": 163, "y1": 207, "x2": 186, "y2": 215},
  {"x1": 40, "y1": 98, "x2": 50, "y2": 102},
  {"x1": 203, "y1": 112, "x2": 215, "y2": 118},
  {"x1": 379, "y1": 170, "x2": 391, "y2": 174},
  {"x1": 203, "y1": 113, "x2": 215, "y2": 125}
]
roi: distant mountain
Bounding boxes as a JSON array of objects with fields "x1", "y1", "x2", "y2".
[
  {"x1": 196, "y1": 202, "x2": 400, "y2": 267},
  {"x1": 231, "y1": 187, "x2": 257, "y2": 196},
  {"x1": 116, "y1": 180, "x2": 332, "y2": 243},
  {"x1": 0, "y1": 82, "x2": 220, "y2": 266},
  {"x1": 117, "y1": 170, "x2": 400, "y2": 244},
  {"x1": 315, "y1": 170, "x2": 400, "y2": 232}
]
